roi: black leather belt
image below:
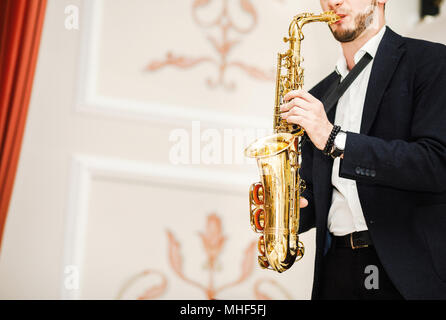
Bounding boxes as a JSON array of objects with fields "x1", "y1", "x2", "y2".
[{"x1": 332, "y1": 231, "x2": 373, "y2": 250}]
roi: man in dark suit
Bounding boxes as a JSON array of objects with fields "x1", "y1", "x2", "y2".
[{"x1": 280, "y1": 0, "x2": 446, "y2": 299}]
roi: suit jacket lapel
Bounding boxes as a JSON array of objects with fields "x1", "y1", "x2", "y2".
[{"x1": 360, "y1": 27, "x2": 406, "y2": 135}]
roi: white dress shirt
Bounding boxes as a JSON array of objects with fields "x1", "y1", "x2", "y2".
[{"x1": 327, "y1": 26, "x2": 387, "y2": 236}]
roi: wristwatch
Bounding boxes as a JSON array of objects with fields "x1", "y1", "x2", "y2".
[{"x1": 330, "y1": 130, "x2": 347, "y2": 158}]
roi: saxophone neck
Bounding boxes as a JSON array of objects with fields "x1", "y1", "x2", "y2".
[
  {"x1": 289, "y1": 11, "x2": 340, "y2": 40},
  {"x1": 285, "y1": 11, "x2": 339, "y2": 66},
  {"x1": 293, "y1": 11, "x2": 340, "y2": 27}
]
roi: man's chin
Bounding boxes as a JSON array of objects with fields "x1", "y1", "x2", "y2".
[{"x1": 331, "y1": 28, "x2": 358, "y2": 43}]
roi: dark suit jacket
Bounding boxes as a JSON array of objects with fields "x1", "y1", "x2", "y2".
[{"x1": 299, "y1": 26, "x2": 446, "y2": 300}]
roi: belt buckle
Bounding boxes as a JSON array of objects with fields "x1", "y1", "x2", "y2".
[{"x1": 350, "y1": 233, "x2": 369, "y2": 250}]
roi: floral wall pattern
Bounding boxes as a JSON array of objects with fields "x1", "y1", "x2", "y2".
[
  {"x1": 117, "y1": 214, "x2": 292, "y2": 300},
  {"x1": 145, "y1": 0, "x2": 283, "y2": 90}
]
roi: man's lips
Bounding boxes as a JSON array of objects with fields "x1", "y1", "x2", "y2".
[{"x1": 334, "y1": 14, "x2": 347, "y2": 24}]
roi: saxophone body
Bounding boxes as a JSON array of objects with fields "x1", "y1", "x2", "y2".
[{"x1": 244, "y1": 11, "x2": 339, "y2": 273}]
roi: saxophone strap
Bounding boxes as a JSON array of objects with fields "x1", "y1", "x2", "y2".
[
  {"x1": 322, "y1": 52, "x2": 373, "y2": 115},
  {"x1": 297, "y1": 53, "x2": 372, "y2": 141}
]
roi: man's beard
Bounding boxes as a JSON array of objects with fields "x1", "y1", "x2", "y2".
[{"x1": 330, "y1": 1, "x2": 377, "y2": 43}]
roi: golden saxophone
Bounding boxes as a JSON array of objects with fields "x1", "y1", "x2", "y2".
[{"x1": 244, "y1": 11, "x2": 339, "y2": 273}]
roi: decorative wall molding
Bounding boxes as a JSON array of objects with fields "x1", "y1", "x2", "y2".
[
  {"x1": 145, "y1": 0, "x2": 275, "y2": 90},
  {"x1": 60, "y1": 154, "x2": 252, "y2": 299},
  {"x1": 75, "y1": 0, "x2": 270, "y2": 129}
]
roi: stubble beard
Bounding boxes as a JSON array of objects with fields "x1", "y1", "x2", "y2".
[{"x1": 330, "y1": 1, "x2": 377, "y2": 43}]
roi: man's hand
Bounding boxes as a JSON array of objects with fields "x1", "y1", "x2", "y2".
[
  {"x1": 300, "y1": 197, "x2": 308, "y2": 208},
  {"x1": 280, "y1": 89, "x2": 333, "y2": 150}
]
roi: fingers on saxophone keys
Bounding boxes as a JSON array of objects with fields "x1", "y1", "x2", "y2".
[
  {"x1": 281, "y1": 107, "x2": 305, "y2": 120},
  {"x1": 285, "y1": 115, "x2": 304, "y2": 125},
  {"x1": 280, "y1": 97, "x2": 310, "y2": 113},
  {"x1": 280, "y1": 103, "x2": 290, "y2": 113},
  {"x1": 280, "y1": 107, "x2": 308, "y2": 120},
  {"x1": 283, "y1": 90, "x2": 301, "y2": 102},
  {"x1": 280, "y1": 99, "x2": 296, "y2": 113},
  {"x1": 283, "y1": 89, "x2": 314, "y2": 103}
]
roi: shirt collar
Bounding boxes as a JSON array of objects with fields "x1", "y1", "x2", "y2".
[{"x1": 335, "y1": 25, "x2": 387, "y2": 79}]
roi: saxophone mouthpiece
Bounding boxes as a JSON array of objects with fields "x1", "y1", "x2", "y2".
[{"x1": 325, "y1": 10, "x2": 342, "y2": 24}]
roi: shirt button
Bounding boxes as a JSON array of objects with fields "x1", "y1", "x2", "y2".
[
  {"x1": 355, "y1": 167, "x2": 361, "y2": 175},
  {"x1": 370, "y1": 170, "x2": 376, "y2": 177}
]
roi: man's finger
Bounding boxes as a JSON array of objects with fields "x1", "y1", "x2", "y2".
[
  {"x1": 280, "y1": 97, "x2": 311, "y2": 112},
  {"x1": 283, "y1": 89, "x2": 318, "y2": 103},
  {"x1": 300, "y1": 197, "x2": 308, "y2": 208},
  {"x1": 284, "y1": 115, "x2": 305, "y2": 127},
  {"x1": 282, "y1": 107, "x2": 307, "y2": 119}
]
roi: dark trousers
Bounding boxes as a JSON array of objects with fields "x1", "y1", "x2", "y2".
[{"x1": 318, "y1": 241, "x2": 404, "y2": 300}]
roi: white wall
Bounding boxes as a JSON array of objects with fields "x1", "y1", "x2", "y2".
[
  {"x1": 0, "y1": 0, "x2": 426, "y2": 299},
  {"x1": 408, "y1": 1, "x2": 446, "y2": 44}
]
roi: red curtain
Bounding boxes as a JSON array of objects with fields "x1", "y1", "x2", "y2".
[{"x1": 0, "y1": 0, "x2": 47, "y2": 252}]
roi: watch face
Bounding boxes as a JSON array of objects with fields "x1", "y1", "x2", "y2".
[{"x1": 335, "y1": 131, "x2": 347, "y2": 150}]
